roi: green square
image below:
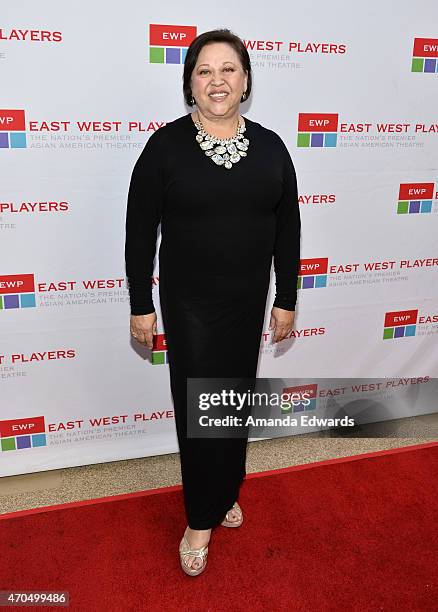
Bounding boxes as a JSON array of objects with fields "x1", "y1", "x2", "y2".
[
  {"x1": 297, "y1": 133, "x2": 310, "y2": 147},
  {"x1": 383, "y1": 327, "x2": 394, "y2": 340},
  {"x1": 150, "y1": 47, "x2": 165, "y2": 63},
  {"x1": 0, "y1": 295, "x2": 3, "y2": 309},
  {"x1": 297, "y1": 277, "x2": 302, "y2": 289},
  {"x1": 1, "y1": 437, "x2": 16, "y2": 451},
  {"x1": 152, "y1": 351, "x2": 165, "y2": 365},
  {"x1": 411, "y1": 57, "x2": 424, "y2": 72},
  {"x1": 397, "y1": 201, "x2": 409, "y2": 214}
]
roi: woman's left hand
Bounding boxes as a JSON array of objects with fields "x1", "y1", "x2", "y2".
[{"x1": 269, "y1": 307, "x2": 295, "y2": 343}]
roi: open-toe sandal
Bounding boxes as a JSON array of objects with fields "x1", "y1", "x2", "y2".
[
  {"x1": 179, "y1": 530, "x2": 209, "y2": 576},
  {"x1": 221, "y1": 501, "x2": 243, "y2": 528}
]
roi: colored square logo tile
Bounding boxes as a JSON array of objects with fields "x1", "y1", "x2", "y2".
[
  {"x1": 421, "y1": 200, "x2": 432, "y2": 213},
  {"x1": 405, "y1": 325, "x2": 416, "y2": 337},
  {"x1": 324, "y1": 133, "x2": 337, "y2": 147},
  {"x1": 305, "y1": 398, "x2": 316, "y2": 411},
  {"x1": 10, "y1": 132, "x2": 26, "y2": 148},
  {"x1": 411, "y1": 57, "x2": 424, "y2": 72},
  {"x1": 20, "y1": 293, "x2": 36, "y2": 308},
  {"x1": 32, "y1": 433, "x2": 47, "y2": 447},
  {"x1": 397, "y1": 201, "x2": 409, "y2": 214},
  {"x1": 17, "y1": 435, "x2": 31, "y2": 449},
  {"x1": 315, "y1": 275, "x2": 327, "y2": 288},
  {"x1": 4, "y1": 294, "x2": 19, "y2": 309},
  {"x1": 297, "y1": 277, "x2": 302, "y2": 289},
  {"x1": 394, "y1": 326, "x2": 405, "y2": 338},
  {"x1": 297, "y1": 133, "x2": 310, "y2": 147},
  {"x1": 0, "y1": 133, "x2": 9, "y2": 148},
  {"x1": 0, "y1": 296, "x2": 3, "y2": 309},
  {"x1": 152, "y1": 351, "x2": 166, "y2": 365},
  {"x1": 311, "y1": 133, "x2": 324, "y2": 147},
  {"x1": 383, "y1": 327, "x2": 394, "y2": 339},
  {"x1": 166, "y1": 47, "x2": 180, "y2": 64},
  {"x1": 302, "y1": 276, "x2": 315, "y2": 289},
  {"x1": 293, "y1": 403, "x2": 305, "y2": 412},
  {"x1": 409, "y1": 201, "x2": 420, "y2": 213},
  {"x1": 150, "y1": 47, "x2": 164, "y2": 63},
  {"x1": 424, "y1": 58, "x2": 436, "y2": 73},
  {"x1": 1, "y1": 437, "x2": 16, "y2": 451},
  {"x1": 182, "y1": 48, "x2": 188, "y2": 63}
]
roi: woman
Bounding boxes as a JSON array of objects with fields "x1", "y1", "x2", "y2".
[{"x1": 125, "y1": 28, "x2": 301, "y2": 576}]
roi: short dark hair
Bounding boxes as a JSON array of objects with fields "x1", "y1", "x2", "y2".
[{"x1": 183, "y1": 28, "x2": 252, "y2": 106}]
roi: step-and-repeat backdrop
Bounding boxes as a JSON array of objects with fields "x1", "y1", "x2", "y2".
[{"x1": 1, "y1": 1, "x2": 437, "y2": 476}]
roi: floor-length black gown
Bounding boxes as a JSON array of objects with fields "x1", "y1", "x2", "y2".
[{"x1": 125, "y1": 113, "x2": 301, "y2": 529}]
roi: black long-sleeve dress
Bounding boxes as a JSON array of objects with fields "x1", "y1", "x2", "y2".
[{"x1": 125, "y1": 112, "x2": 301, "y2": 529}]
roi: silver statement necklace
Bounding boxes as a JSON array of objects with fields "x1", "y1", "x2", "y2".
[{"x1": 194, "y1": 111, "x2": 250, "y2": 169}]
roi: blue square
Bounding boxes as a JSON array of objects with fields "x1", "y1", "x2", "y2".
[
  {"x1": 305, "y1": 398, "x2": 317, "y2": 411},
  {"x1": 4, "y1": 294, "x2": 19, "y2": 309},
  {"x1": 424, "y1": 58, "x2": 436, "y2": 73},
  {"x1": 302, "y1": 276, "x2": 315, "y2": 289},
  {"x1": 405, "y1": 325, "x2": 416, "y2": 337},
  {"x1": 315, "y1": 275, "x2": 327, "y2": 288},
  {"x1": 324, "y1": 133, "x2": 337, "y2": 147},
  {"x1": 409, "y1": 201, "x2": 420, "y2": 213},
  {"x1": 20, "y1": 293, "x2": 36, "y2": 308},
  {"x1": 421, "y1": 200, "x2": 432, "y2": 213},
  {"x1": 311, "y1": 133, "x2": 324, "y2": 147},
  {"x1": 32, "y1": 433, "x2": 47, "y2": 447},
  {"x1": 394, "y1": 326, "x2": 405, "y2": 338},
  {"x1": 166, "y1": 47, "x2": 180, "y2": 64},
  {"x1": 10, "y1": 132, "x2": 27, "y2": 148},
  {"x1": 16, "y1": 435, "x2": 32, "y2": 449},
  {"x1": 181, "y1": 47, "x2": 187, "y2": 63}
]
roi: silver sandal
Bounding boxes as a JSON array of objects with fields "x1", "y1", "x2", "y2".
[
  {"x1": 221, "y1": 501, "x2": 243, "y2": 528},
  {"x1": 179, "y1": 529, "x2": 209, "y2": 576}
]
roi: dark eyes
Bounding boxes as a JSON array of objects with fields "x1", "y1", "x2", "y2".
[{"x1": 199, "y1": 67, "x2": 235, "y2": 75}]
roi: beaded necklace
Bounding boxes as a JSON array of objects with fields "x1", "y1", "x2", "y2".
[{"x1": 193, "y1": 111, "x2": 250, "y2": 169}]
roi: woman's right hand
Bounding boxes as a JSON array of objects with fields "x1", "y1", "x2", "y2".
[{"x1": 130, "y1": 312, "x2": 157, "y2": 350}]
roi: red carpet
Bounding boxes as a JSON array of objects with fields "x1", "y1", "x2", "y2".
[{"x1": 1, "y1": 443, "x2": 437, "y2": 612}]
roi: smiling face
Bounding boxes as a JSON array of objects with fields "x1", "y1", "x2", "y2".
[{"x1": 190, "y1": 42, "x2": 248, "y2": 121}]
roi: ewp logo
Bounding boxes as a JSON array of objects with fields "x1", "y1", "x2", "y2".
[
  {"x1": 412, "y1": 37, "x2": 438, "y2": 73},
  {"x1": 397, "y1": 182, "x2": 435, "y2": 214},
  {"x1": 149, "y1": 24, "x2": 197, "y2": 64},
  {"x1": 152, "y1": 333, "x2": 168, "y2": 364},
  {"x1": 0, "y1": 274, "x2": 36, "y2": 309},
  {"x1": 298, "y1": 258, "x2": 328, "y2": 289},
  {"x1": 0, "y1": 109, "x2": 27, "y2": 148},
  {"x1": 383, "y1": 309, "x2": 418, "y2": 340},
  {"x1": 0, "y1": 416, "x2": 46, "y2": 451},
  {"x1": 297, "y1": 113, "x2": 338, "y2": 148},
  {"x1": 281, "y1": 384, "x2": 317, "y2": 413}
]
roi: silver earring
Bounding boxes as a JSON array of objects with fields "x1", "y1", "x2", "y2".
[
  {"x1": 190, "y1": 96, "x2": 196, "y2": 105},
  {"x1": 241, "y1": 91, "x2": 247, "y2": 102}
]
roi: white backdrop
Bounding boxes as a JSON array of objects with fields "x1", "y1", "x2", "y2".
[{"x1": 1, "y1": 1, "x2": 437, "y2": 476}]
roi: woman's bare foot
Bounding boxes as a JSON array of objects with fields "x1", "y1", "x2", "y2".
[
  {"x1": 224, "y1": 507, "x2": 241, "y2": 523},
  {"x1": 182, "y1": 527, "x2": 211, "y2": 571},
  {"x1": 222, "y1": 502, "x2": 243, "y2": 526}
]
